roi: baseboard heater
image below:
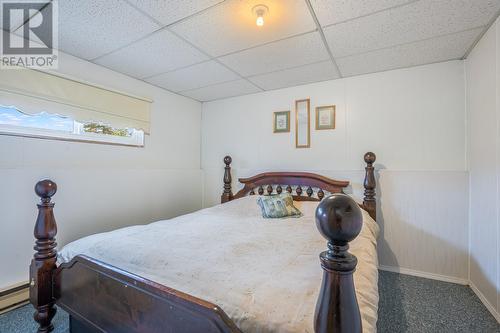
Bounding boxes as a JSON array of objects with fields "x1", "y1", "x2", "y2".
[{"x1": 0, "y1": 282, "x2": 29, "y2": 314}]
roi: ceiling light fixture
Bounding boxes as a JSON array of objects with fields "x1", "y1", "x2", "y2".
[{"x1": 252, "y1": 4, "x2": 269, "y2": 27}]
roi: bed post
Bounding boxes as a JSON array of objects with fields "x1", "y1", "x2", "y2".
[
  {"x1": 314, "y1": 194, "x2": 363, "y2": 333},
  {"x1": 221, "y1": 155, "x2": 233, "y2": 203},
  {"x1": 362, "y1": 152, "x2": 376, "y2": 220},
  {"x1": 30, "y1": 180, "x2": 58, "y2": 333}
]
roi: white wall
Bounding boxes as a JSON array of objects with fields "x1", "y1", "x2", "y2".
[
  {"x1": 202, "y1": 61, "x2": 469, "y2": 282},
  {"x1": 0, "y1": 50, "x2": 202, "y2": 289},
  {"x1": 466, "y1": 17, "x2": 500, "y2": 321}
]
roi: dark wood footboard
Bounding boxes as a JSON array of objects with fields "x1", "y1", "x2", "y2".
[
  {"x1": 29, "y1": 153, "x2": 375, "y2": 333},
  {"x1": 55, "y1": 255, "x2": 240, "y2": 333},
  {"x1": 29, "y1": 181, "x2": 240, "y2": 333}
]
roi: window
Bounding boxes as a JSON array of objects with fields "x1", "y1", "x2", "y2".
[
  {"x1": 0, "y1": 105, "x2": 145, "y2": 146},
  {"x1": 0, "y1": 67, "x2": 151, "y2": 147}
]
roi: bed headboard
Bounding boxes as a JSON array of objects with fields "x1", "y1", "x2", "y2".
[{"x1": 220, "y1": 152, "x2": 377, "y2": 220}]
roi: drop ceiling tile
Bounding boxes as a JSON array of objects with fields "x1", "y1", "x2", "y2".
[
  {"x1": 180, "y1": 79, "x2": 261, "y2": 101},
  {"x1": 146, "y1": 60, "x2": 239, "y2": 92},
  {"x1": 309, "y1": 0, "x2": 414, "y2": 26},
  {"x1": 324, "y1": 0, "x2": 500, "y2": 58},
  {"x1": 126, "y1": 0, "x2": 224, "y2": 26},
  {"x1": 94, "y1": 29, "x2": 208, "y2": 79},
  {"x1": 170, "y1": 0, "x2": 316, "y2": 57},
  {"x1": 44, "y1": 0, "x2": 160, "y2": 60},
  {"x1": 218, "y1": 32, "x2": 330, "y2": 77},
  {"x1": 248, "y1": 61, "x2": 340, "y2": 90},
  {"x1": 336, "y1": 28, "x2": 482, "y2": 77}
]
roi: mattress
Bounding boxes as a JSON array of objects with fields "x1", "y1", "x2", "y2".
[{"x1": 59, "y1": 196, "x2": 380, "y2": 333}]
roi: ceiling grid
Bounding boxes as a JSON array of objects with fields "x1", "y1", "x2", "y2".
[{"x1": 7, "y1": 0, "x2": 500, "y2": 102}]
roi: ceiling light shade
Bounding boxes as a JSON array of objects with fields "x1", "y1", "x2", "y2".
[{"x1": 252, "y1": 4, "x2": 269, "y2": 27}]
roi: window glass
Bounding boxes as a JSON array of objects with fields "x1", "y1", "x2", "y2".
[{"x1": 0, "y1": 105, "x2": 144, "y2": 146}]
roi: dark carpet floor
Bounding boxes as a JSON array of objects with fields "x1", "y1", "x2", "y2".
[
  {"x1": 1, "y1": 271, "x2": 498, "y2": 332},
  {"x1": 378, "y1": 271, "x2": 499, "y2": 332}
]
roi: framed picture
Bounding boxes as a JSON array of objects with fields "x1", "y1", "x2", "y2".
[
  {"x1": 315, "y1": 105, "x2": 335, "y2": 130},
  {"x1": 295, "y1": 99, "x2": 310, "y2": 148},
  {"x1": 273, "y1": 111, "x2": 290, "y2": 133}
]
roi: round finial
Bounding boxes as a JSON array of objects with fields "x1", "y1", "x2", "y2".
[
  {"x1": 315, "y1": 194, "x2": 362, "y2": 244},
  {"x1": 223, "y1": 155, "x2": 232, "y2": 166},
  {"x1": 35, "y1": 179, "x2": 57, "y2": 199},
  {"x1": 364, "y1": 152, "x2": 376, "y2": 164}
]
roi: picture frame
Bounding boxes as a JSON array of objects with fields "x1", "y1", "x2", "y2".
[
  {"x1": 273, "y1": 111, "x2": 290, "y2": 133},
  {"x1": 315, "y1": 105, "x2": 335, "y2": 130},
  {"x1": 295, "y1": 99, "x2": 310, "y2": 148}
]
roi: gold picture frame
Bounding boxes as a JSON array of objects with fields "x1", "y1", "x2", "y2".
[
  {"x1": 315, "y1": 105, "x2": 336, "y2": 130},
  {"x1": 273, "y1": 111, "x2": 290, "y2": 133},
  {"x1": 295, "y1": 99, "x2": 310, "y2": 148}
]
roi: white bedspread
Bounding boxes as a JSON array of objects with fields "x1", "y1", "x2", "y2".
[{"x1": 59, "y1": 196, "x2": 379, "y2": 333}]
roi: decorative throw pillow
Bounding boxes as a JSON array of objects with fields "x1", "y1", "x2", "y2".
[{"x1": 257, "y1": 193, "x2": 303, "y2": 219}]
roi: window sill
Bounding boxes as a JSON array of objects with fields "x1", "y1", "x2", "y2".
[{"x1": 0, "y1": 126, "x2": 144, "y2": 147}]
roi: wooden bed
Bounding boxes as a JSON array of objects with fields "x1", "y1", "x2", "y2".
[{"x1": 29, "y1": 152, "x2": 377, "y2": 333}]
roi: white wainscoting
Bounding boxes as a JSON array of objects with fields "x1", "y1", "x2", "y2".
[
  {"x1": 466, "y1": 17, "x2": 500, "y2": 320},
  {"x1": 376, "y1": 170, "x2": 469, "y2": 281}
]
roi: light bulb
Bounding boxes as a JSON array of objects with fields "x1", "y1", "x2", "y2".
[
  {"x1": 256, "y1": 15, "x2": 264, "y2": 26},
  {"x1": 252, "y1": 5, "x2": 268, "y2": 27}
]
